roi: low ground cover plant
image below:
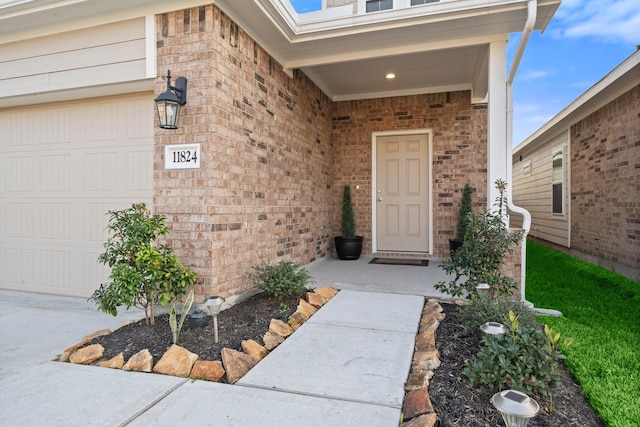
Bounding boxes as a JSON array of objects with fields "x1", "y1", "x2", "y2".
[
  {"x1": 464, "y1": 309, "x2": 570, "y2": 398},
  {"x1": 250, "y1": 260, "x2": 312, "y2": 298},
  {"x1": 526, "y1": 239, "x2": 640, "y2": 426}
]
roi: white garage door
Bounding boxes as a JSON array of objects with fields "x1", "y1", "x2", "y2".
[{"x1": 0, "y1": 93, "x2": 154, "y2": 298}]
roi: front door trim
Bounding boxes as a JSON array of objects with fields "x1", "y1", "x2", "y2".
[{"x1": 371, "y1": 129, "x2": 433, "y2": 255}]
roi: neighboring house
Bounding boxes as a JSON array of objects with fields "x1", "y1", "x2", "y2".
[
  {"x1": 512, "y1": 50, "x2": 640, "y2": 282},
  {"x1": 0, "y1": 0, "x2": 560, "y2": 300}
]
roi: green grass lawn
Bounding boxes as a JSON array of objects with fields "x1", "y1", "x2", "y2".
[{"x1": 525, "y1": 240, "x2": 640, "y2": 427}]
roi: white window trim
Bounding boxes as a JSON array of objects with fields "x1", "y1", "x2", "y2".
[{"x1": 551, "y1": 146, "x2": 564, "y2": 216}]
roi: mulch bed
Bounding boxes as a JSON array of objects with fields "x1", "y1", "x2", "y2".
[
  {"x1": 91, "y1": 292, "x2": 299, "y2": 363},
  {"x1": 86, "y1": 293, "x2": 604, "y2": 425},
  {"x1": 430, "y1": 301, "x2": 605, "y2": 426}
]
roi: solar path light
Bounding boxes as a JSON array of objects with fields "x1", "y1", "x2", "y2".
[
  {"x1": 492, "y1": 389, "x2": 540, "y2": 427},
  {"x1": 205, "y1": 296, "x2": 225, "y2": 343}
]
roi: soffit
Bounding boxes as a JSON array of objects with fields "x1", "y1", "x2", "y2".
[{"x1": 0, "y1": 0, "x2": 560, "y2": 102}]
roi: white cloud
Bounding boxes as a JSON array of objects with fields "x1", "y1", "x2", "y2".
[
  {"x1": 520, "y1": 70, "x2": 553, "y2": 80},
  {"x1": 553, "y1": 0, "x2": 640, "y2": 44}
]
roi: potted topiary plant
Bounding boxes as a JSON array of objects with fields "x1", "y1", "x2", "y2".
[
  {"x1": 449, "y1": 183, "x2": 473, "y2": 254},
  {"x1": 334, "y1": 185, "x2": 363, "y2": 260}
]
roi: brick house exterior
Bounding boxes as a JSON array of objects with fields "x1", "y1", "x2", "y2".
[
  {"x1": 155, "y1": 7, "x2": 336, "y2": 297},
  {"x1": 1, "y1": 0, "x2": 557, "y2": 299},
  {"x1": 570, "y1": 85, "x2": 639, "y2": 274},
  {"x1": 513, "y1": 51, "x2": 639, "y2": 281}
]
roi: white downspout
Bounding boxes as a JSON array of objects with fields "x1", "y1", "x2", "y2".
[
  {"x1": 505, "y1": 1, "x2": 561, "y2": 316},
  {"x1": 506, "y1": 1, "x2": 554, "y2": 313}
]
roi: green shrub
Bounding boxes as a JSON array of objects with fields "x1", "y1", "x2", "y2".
[
  {"x1": 464, "y1": 310, "x2": 570, "y2": 397},
  {"x1": 458, "y1": 295, "x2": 539, "y2": 339},
  {"x1": 90, "y1": 203, "x2": 197, "y2": 325},
  {"x1": 250, "y1": 261, "x2": 311, "y2": 298}
]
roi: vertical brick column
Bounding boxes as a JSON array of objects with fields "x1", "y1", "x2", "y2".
[{"x1": 154, "y1": 6, "x2": 334, "y2": 300}]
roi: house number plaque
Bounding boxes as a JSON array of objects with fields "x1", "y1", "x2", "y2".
[{"x1": 164, "y1": 144, "x2": 201, "y2": 170}]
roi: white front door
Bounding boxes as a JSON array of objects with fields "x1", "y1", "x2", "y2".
[{"x1": 375, "y1": 133, "x2": 430, "y2": 253}]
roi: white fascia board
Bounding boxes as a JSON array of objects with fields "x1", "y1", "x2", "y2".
[{"x1": 514, "y1": 50, "x2": 640, "y2": 155}]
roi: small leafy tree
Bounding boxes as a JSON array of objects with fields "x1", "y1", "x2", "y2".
[
  {"x1": 90, "y1": 203, "x2": 197, "y2": 325},
  {"x1": 341, "y1": 185, "x2": 356, "y2": 238},
  {"x1": 435, "y1": 180, "x2": 523, "y2": 298}
]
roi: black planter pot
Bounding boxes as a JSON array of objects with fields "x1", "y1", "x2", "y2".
[
  {"x1": 334, "y1": 236, "x2": 363, "y2": 260},
  {"x1": 449, "y1": 239, "x2": 463, "y2": 254}
]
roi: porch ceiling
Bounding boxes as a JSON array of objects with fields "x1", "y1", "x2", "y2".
[{"x1": 0, "y1": 0, "x2": 560, "y2": 102}]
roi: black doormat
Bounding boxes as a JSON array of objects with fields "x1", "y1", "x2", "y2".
[{"x1": 369, "y1": 258, "x2": 429, "y2": 267}]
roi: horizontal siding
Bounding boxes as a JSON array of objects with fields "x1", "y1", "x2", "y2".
[
  {"x1": 0, "y1": 18, "x2": 146, "y2": 99},
  {"x1": 512, "y1": 132, "x2": 570, "y2": 246}
]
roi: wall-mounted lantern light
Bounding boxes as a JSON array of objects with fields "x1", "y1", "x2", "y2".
[{"x1": 154, "y1": 70, "x2": 187, "y2": 129}]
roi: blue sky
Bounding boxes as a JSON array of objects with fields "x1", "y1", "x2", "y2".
[{"x1": 289, "y1": 0, "x2": 638, "y2": 146}]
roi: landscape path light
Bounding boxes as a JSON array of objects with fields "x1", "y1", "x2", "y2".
[
  {"x1": 480, "y1": 321, "x2": 507, "y2": 336},
  {"x1": 492, "y1": 389, "x2": 540, "y2": 427},
  {"x1": 205, "y1": 296, "x2": 225, "y2": 343},
  {"x1": 476, "y1": 283, "x2": 490, "y2": 298}
]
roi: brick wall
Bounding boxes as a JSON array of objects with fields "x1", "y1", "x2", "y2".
[
  {"x1": 154, "y1": 6, "x2": 334, "y2": 300},
  {"x1": 332, "y1": 92, "x2": 489, "y2": 257},
  {"x1": 570, "y1": 85, "x2": 640, "y2": 270}
]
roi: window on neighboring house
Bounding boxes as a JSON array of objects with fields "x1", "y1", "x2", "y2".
[
  {"x1": 366, "y1": 0, "x2": 393, "y2": 13},
  {"x1": 411, "y1": 0, "x2": 440, "y2": 5},
  {"x1": 552, "y1": 150, "x2": 563, "y2": 214}
]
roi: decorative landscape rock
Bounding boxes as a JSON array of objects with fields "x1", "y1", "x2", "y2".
[
  {"x1": 402, "y1": 299, "x2": 443, "y2": 426},
  {"x1": 415, "y1": 328, "x2": 436, "y2": 351},
  {"x1": 263, "y1": 330, "x2": 285, "y2": 350},
  {"x1": 269, "y1": 318, "x2": 293, "y2": 338},
  {"x1": 190, "y1": 360, "x2": 225, "y2": 382},
  {"x1": 405, "y1": 370, "x2": 433, "y2": 391},
  {"x1": 403, "y1": 413, "x2": 437, "y2": 427},
  {"x1": 99, "y1": 353, "x2": 125, "y2": 369},
  {"x1": 221, "y1": 348, "x2": 257, "y2": 384},
  {"x1": 59, "y1": 329, "x2": 111, "y2": 362},
  {"x1": 297, "y1": 298, "x2": 318, "y2": 318},
  {"x1": 241, "y1": 339, "x2": 268, "y2": 362},
  {"x1": 153, "y1": 344, "x2": 199, "y2": 377},
  {"x1": 403, "y1": 388, "x2": 434, "y2": 420},
  {"x1": 313, "y1": 286, "x2": 338, "y2": 300},
  {"x1": 306, "y1": 292, "x2": 327, "y2": 308},
  {"x1": 412, "y1": 349, "x2": 441, "y2": 372},
  {"x1": 69, "y1": 343, "x2": 104, "y2": 365},
  {"x1": 123, "y1": 349, "x2": 153, "y2": 372},
  {"x1": 287, "y1": 311, "x2": 308, "y2": 330}
]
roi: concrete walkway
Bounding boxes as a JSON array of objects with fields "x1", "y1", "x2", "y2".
[{"x1": 0, "y1": 256, "x2": 449, "y2": 426}]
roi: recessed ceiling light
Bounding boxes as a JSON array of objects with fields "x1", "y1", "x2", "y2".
[{"x1": 386, "y1": 73, "x2": 396, "y2": 79}]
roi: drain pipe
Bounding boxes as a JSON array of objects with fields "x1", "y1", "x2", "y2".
[{"x1": 506, "y1": 1, "x2": 561, "y2": 316}]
